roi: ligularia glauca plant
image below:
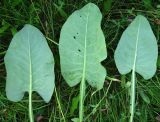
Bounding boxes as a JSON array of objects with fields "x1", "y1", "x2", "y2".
[
  {"x1": 4, "y1": 24, "x2": 55, "y2": 122},
  {"x1": 114, "y1": 15, "x2": 158, "y2": 122},
  {"x1": 3, "y1": 2, "x2": 159, "y2": 122},
  {"x1": 59, "y1": 3, "x2": 107, "y2": 121}
]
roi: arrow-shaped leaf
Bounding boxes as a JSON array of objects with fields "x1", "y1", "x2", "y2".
[
  {"x1": 114, "y1": 15, "x2": 158, "y2": 122},
  {"x1": 4, "y1": 24, "x2": 55, "y2": 121},
  {"x1": 59, "y1": 3, "x2": 107, "y2": 121}
]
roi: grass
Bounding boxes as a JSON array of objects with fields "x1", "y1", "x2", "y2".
[{"x1": 0, "y1": 0, "x2": 160, "y2": 121}]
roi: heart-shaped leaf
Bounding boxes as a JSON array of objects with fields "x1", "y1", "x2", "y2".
[{"x1": 4, "y1": 24, "x2": 55, "y2": 102}]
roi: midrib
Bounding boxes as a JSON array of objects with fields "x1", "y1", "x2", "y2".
[
  {"x1": 81, "y1": 4, "x2": 90, "y2": 88},
  {"x1": 27, "y1": 27, "x2": 34, "y2": 122},
  {"x1": 27, "y1": 31, "x2": 33, "y2": 95},
  {"x1": 133, "y1": 20, "x2": 141, "y2": 71},
  {"x1": 130, "y1": 17, "x2": 141, "y2": 122},
  {"x1": 79, "y1": 5, "x2": 90, "y2": 121}
]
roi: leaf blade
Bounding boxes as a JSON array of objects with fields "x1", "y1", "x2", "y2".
[
  {"x1": 4, "y1": 24, "x2": 55, "y2": 102},
  {"x1": 59, "y1": 3, "x2": 107, "y2": 89},
  {"x1": 114, "y1": 15, "x2": 158, "y2": 79}
]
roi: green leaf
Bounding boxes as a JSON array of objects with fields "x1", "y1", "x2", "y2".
[
  {"x1": 59, "y1": 3, "x2": 107, "y2": 121},
  {"x1": 139, "y1": 89, "x2": 150, "y2": 104},
  {"x1": 70, "y1": 95, "x2": 79, "y2": 115},
  {"x1": 4, "y1": 24, "x2": 55, "y2": 103},
  {"x1": 114, "y1": 15, "x2": 158, "y2": 80},
  {"x1": 53, "y1": 3, "x2": 68, "y2": 19},
  {"x1": 114, "y1": 15, "x2": 158, "y2": 122},
  {"x1": 59, "y1": 3, "x2": 107, "y2": 89},
  {"x1": 103, "y1": 0, "x2": 112, "y2": 12},
  {"x1": 142, "y1": 0, "x2": 152, "y2": 8},
  {"x1": 0, "y1": 20, "x2": 10, "y2": 34},
  {"x1": 10, "y1": 27, "x2": 17, "y2": 36}
]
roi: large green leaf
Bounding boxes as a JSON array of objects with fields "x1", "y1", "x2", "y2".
[
  {"x1": 59, "y1": 3, "x2": 107, "y2": 121},
  {"x1": 59, "y1": 3, "x2": 107, "y2": 89},
  {"x1": 114, "y1": 15, "x2": 158, "y2": 122},
  {"x1": 4, "y1": 24, "x2": 55, "y2": 102},
  {"x1": 114, "y1": 15, "x2": 158, "y2": 80}
]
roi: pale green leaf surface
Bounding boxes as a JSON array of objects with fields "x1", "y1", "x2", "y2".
[
  {"x1": 4, "y1": 24, "x2": 55, "y2": 102},
  {"x1": 59, "y1": 3, "x2": 107, "y2": 89},
  {"x1": 114, "y1": 15, "x2": 158, "y2": 79}
]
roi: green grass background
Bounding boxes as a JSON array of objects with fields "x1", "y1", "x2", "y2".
[{"x1": 0, "y1": 0, "x2": 160, "y2": 121}]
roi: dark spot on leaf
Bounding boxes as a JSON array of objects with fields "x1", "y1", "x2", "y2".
[
  {"x1": 77, "y1": 32, "x2": 79, "y2": 35},
  {"x1": 73, "y1": 36, "x2": 76, "y2": 39},
  {"x1": 80, "y1": 15, "x2": 82, "y2": 17},
  {"x1": 78, "y1": 49, "x2": 81, "y2": 52}
]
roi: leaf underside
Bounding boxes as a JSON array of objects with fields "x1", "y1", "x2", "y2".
[
  {"x1": 59, "y1": 3, "x2": 107, "y2": 89},
  {"x1": 4, "y1": 24, "x2": 55, "y2": 102},
  {"x1": 114, "y1": 15, "x2": 158, "y2": 79}
]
